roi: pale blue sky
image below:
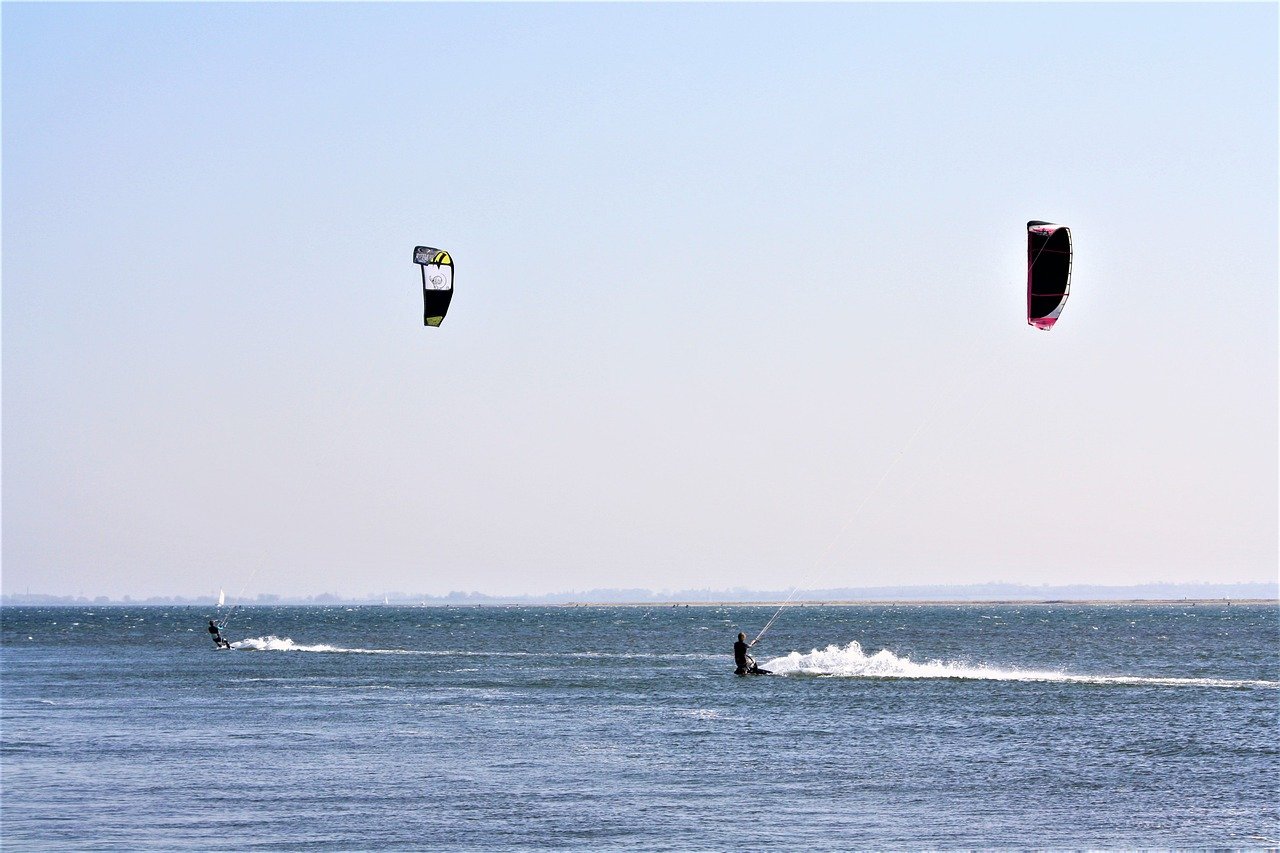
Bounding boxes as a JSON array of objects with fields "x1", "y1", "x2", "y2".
[{"x1": 3, "y1": 2, "x2": 1276, "y2": 599}]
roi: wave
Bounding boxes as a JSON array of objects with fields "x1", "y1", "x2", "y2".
[{"x1": 761, "y1": 641, "x2": 1279, "y2": 689}]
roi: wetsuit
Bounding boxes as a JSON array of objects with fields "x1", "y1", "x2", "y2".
[
  {"x1": 734, "y1": 638, "x2": 770, "y2": 675},
  {"x1": 208, "y1": 622, "x2": 228, "y2": 648},
  {"x1": 734, "y1": 639, "x2": 752, "y2": 675}
]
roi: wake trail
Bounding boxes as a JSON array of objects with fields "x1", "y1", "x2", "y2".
[
  {"x1": 229, "y1": 636, "x2": 401, "y2": 654},
  {"x1": 226, "y1": 637, "x2": 714, "y2": 660},
  {"x1": 762, "y1": 641, "x2": 1279, "y2": 690}
]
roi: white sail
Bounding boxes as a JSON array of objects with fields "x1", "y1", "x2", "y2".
[{"x1": 218, "y1": 588, "x2": 226, "y2": 607}]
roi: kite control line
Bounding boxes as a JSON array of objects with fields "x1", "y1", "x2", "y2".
[
  {"x1": 217, "y1": 566, "x2": 260, "y2": 631},
  {"x1": 751, "y1": 340, "x2": 1002, "y2": 648}
]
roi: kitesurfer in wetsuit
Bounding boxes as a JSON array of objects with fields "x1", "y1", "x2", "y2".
[
  {"x1": 734, "y1": 632, "x2": 767, "y2": 675},
  {"x1": 208, "y1": 620, "x2": 230, "y2": 649}
]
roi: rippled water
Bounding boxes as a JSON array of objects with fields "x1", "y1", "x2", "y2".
[{"x1": 2, "y1": 602, "x2": 1277, "y2": 849}]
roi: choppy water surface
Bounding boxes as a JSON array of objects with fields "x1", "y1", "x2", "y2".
[{"x1": 2, "y1": 603, "x2": 1277, "y2": 849}]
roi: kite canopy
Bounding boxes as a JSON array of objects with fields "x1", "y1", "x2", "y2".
[
  {"x1": 414, "y1": 246, "x2": 453, "y2": 327},
  {"x1": 1026, "y1": 221, "x2": 1071, "y2": 330}
]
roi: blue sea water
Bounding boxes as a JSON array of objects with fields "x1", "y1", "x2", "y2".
[{"x1": 1, "y1": 602, "x2": 1277, "y2": 850}]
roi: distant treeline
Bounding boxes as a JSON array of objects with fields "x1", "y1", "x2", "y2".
[{"x1": 3, "y1": 582, "x2": 1276, "y2": 607}]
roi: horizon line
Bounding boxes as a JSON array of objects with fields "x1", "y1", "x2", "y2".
[{"x1": 3, "y1": 580, "x2": 1276, "y2": 607}]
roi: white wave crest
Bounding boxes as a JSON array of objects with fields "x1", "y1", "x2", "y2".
[{"x1": 762, "y1": 641, "x2": 1278, "y2": 689}]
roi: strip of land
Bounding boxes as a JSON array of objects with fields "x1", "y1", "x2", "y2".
[{"x1": 559, "y1": 598, "x2": 1276, "y2": 607}]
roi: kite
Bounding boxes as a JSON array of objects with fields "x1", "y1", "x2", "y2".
[
  {"x1": 414, "y1": 246, "x2": 453, "y2": 327},
  {"x1": 1026, "y1": 221, "x2": 1071, "y2": 330}
]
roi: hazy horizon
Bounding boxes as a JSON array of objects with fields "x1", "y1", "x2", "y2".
[
  {"x1": 4, "y1": 3, "x2": 1276, "y2": 600},
  {"x1": 5, "y1": 580, "x2": 1276, "y2": 609}
]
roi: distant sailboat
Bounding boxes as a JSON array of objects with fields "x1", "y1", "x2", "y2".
[
  {"x1": 218, "y1": 588, "x2": 226, "y2": 608},
  {"x1": 383, "y1": 594, "x2": 390, "y2": 605}
]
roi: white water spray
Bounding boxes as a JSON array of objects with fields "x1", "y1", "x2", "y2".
[{"x1": 762, "y1": 641, "x2": 1278, "y2": 689}]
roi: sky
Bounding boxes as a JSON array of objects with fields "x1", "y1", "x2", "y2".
[{"x1": 2, "y1": 2, "x2": 1276, "y2": 600}]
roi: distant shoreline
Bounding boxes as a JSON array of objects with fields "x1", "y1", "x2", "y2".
[
  {"x1": 1, "y1": 598, "x2": 1276, "y2": 608},
  {"x1": 560, "y1": 599, "x2": 1278, "y2": 607}
]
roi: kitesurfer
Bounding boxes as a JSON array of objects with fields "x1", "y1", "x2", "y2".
[
  {"x1": 734, "y1": 632, "x2": 768, "y2": 675},
  {"x1": 208, "y1": 620, "x2": 230, "y2": 649}
]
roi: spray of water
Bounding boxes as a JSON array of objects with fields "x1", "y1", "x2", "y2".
[
  {"x1": 229, "y1": 636, "x2": 398, "y2": 654},
  {"x1": 762, "y1": 641, "x2": 1278, "y2": 689}
]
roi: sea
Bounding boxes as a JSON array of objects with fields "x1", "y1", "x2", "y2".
[{"x1": 1, "y1": 602, "x2": 1277, "y2": 850}]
